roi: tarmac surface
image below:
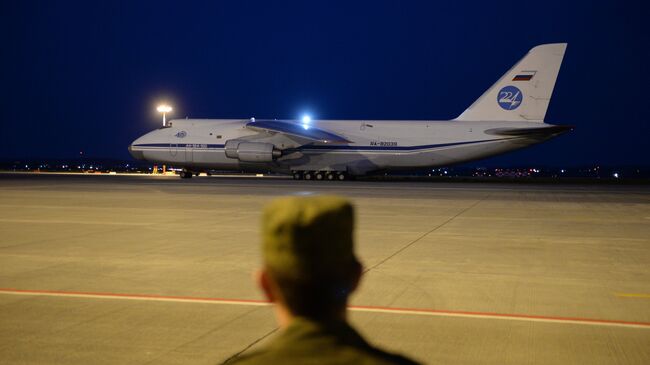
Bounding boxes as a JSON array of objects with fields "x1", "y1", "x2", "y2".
[{"x1": 0, "y1": 172, "x2": 649, "y2": 364}]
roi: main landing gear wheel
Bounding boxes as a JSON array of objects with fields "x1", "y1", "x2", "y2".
[
  {"x1": 295, "y1": 171, "x2": 348, "y2": 181},
  {"x1": 180, "y1": 170, "x2": 193, "y2": 179}
]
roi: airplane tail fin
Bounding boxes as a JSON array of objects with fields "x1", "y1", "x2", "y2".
[{"x1": 455, "y1": 43, "x2": 567, "y2": 122}]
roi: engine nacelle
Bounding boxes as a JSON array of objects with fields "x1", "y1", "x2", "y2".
[{"x1": 224, "y1": 140, "x2": 281, "y2": 162}]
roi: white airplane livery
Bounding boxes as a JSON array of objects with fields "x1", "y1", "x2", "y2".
[{"x1": 129, "y1": 44, "x2": 572, "y2": 180}]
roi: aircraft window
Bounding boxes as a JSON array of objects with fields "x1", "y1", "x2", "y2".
[{"x1": 216, "y1": 135, "x2": 222, "y2": 139}]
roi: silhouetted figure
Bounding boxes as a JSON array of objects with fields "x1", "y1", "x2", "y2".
[{"x1": 232, "y1": 196, "x2": 420, "y2": 364}]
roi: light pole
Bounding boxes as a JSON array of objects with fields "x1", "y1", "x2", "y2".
[{"x1": 157, "y1": 104, "x2": 173, "y2": 127}]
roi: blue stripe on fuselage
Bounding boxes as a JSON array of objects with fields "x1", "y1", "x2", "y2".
[
  {"x1": 132, "y1": 138, "x2": 506, "y2": 152},
  {"x1": 298, "y1": 138, "x2": 502, "y2": 151},
  {"x1": 132, "y1": 143, "x2": 226, "y2": 148}
]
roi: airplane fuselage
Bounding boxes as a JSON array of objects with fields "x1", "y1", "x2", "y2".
[{"x1": 129, "y1": 118, "x2": 569, "y2": 176}]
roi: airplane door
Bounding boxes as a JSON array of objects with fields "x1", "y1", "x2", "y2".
[{"x1": 170, "y1": 143, "x2": 178, "y2": 157}]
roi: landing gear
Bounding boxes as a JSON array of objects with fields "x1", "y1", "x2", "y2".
[
  {"x1": 292, "y1": 170, "x2": 349, "y2": 181},
  {"x1": 180, "y1": 170, "x2": 193, "y2": 179}
]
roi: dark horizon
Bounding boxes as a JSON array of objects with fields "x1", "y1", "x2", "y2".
[{"x1": 1, "y1": 1, "x2": 647, "y2": 166}]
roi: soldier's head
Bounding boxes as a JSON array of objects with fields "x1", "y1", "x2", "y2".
[{"x1": 258, "y1": 196, "x2": 362, "y2": 323}]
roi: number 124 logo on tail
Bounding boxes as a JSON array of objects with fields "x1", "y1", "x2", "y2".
[{"x1": 497, "y1": 86, "x2": 523, "y2": 110}]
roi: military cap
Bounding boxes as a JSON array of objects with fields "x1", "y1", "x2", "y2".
[{"x1": 262, "y1": 195, "x2": 358, "y2": 279}]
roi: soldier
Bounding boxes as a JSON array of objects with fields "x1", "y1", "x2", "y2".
[{"x1": 232, "y1": 196, "x2": 420, "y2": 364}]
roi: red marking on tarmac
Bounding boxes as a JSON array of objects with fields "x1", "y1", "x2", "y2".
[
  {"x1": 351, "y1": 305, "x2": 650, "y2": 328},
  {"x1": 0, "y1": 287, "x2": 270, "y2": 305},
  {"x1": 1, "y1": 288, "x2": 649, "y2": 329}
]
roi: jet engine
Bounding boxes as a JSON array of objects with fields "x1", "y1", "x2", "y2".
[{"x1": 224, "y1": 140, "x2": 281, "y2": 162}]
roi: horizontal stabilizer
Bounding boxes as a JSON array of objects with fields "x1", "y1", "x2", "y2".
[
  {"x1": 246, "y1": 119, "x2": 351, "y2": 144},
  {"x1": 485, "y1": 124, "x2": 574, "y2": 136}
]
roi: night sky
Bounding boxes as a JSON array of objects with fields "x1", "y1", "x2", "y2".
[{"x1": 1, "y1": 1, "x2": 647, "y2": 166}]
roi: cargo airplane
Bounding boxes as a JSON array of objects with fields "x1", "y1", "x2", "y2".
[{"x1": 129, "y1": 43, "x2": 571, "y2": 180}]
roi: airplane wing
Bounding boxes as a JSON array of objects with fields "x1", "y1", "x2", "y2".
[{"x1": 245, "y1": 119, "x2": 351, "y2": 144}]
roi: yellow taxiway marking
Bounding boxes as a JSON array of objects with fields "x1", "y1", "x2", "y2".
[{"x1": 614, "y1": 293, "x2": 650, "y2": 298}]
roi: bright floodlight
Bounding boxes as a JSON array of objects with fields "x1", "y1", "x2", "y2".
[
  {"x1": 301, "y1": 115, "x2": 311, "y2": 130},
  {"x1": 157, "y1": 104, "x2": 173, "y2": 126},
  {"x1": 157, "y1": 105, "x2": 172, "y2": 113}
]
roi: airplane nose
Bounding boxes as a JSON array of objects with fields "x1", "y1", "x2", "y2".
[{"x1": 128, "y1": 144, "x2": 145, "y2": 160}]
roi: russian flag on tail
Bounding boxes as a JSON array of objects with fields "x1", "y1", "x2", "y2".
[{"x1": 513, "y1": 70, "x2": 536, "y2": 81}]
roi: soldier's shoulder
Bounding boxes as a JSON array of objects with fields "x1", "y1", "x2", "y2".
[
  {"x1": 360, "y1": 347, "x2": 421, "y2": 365},
  {"x1": 225, "y1": 348, "x2": 419, "y2": 365}
]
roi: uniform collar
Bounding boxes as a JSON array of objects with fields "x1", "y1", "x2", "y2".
[{"x1": 271, "y1": 316, "x2": 371, "y2": 350}]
